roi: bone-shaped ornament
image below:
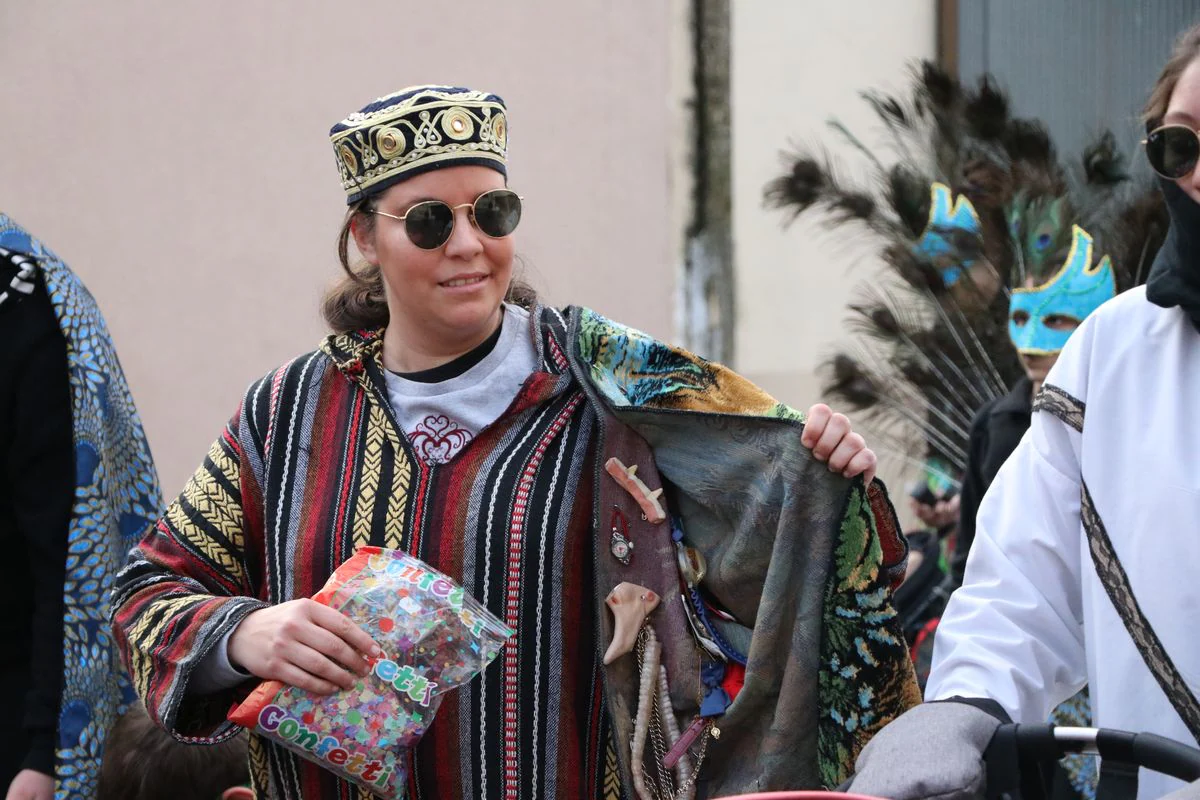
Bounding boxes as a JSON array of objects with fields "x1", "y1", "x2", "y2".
[
  {"x1": 603, "y1": 582, "x2": 660, "y2": 665},
  {"x1": 604, "y1": 457, "x2": 666, "y2": 523}
]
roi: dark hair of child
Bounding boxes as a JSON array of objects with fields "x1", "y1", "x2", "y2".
[{"x1": 97, "y1": 704, "x2": 252, "y2": 800}]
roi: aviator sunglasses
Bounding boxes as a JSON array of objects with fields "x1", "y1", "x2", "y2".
[
  {"x1": 1143, "y1": 124, "x2": 1200, "y2": 180},
  {"x1": 370, "y1": 189, "x2": 523, "y2": 250}
]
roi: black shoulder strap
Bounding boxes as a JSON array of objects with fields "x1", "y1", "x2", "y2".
[{"x1": 1035, "y1": 384, "x2": 1200, "y2": 746}]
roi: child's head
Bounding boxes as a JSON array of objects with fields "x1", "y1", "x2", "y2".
[
  {"x1": 98, "y1": 703, "x2": 253, "y2": 800},
  {"x1": 1010, "y1": 271, "x2": 1080, "y2": 386}
]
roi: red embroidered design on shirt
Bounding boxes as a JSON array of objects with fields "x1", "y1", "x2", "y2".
[{"x1": 409, "y1": 415, "x2": 474, "y2": 463}]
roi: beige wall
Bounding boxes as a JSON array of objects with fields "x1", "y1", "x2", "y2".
[
  {"x1": 1, "y1": 1, "x2": 679, "y2": 494},
  {"x1": 4, "y1": 2, "x2": 940, "y2": 499},
  {"x1": 731, "y1": 0, "x2": 936, "y2": 499}
]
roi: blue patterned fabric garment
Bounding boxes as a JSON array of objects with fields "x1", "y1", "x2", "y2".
[
  {"x1": 1053, "y1": 688, "x2": 1098, "y2": 800},
  {"x1": 0, "y1": 215, "x2": 161, "y2": 798}
]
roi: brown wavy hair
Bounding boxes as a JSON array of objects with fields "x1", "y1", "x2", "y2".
[
  {"x1": 322, "y1": 197, "x2": 537, "y2": 333},
  {"x1": 1144, "y1": 22, "x2": 1200, "y2": 125},
  {"x1": 98, "y1": 703, "x2": 249, "y2": 800}
]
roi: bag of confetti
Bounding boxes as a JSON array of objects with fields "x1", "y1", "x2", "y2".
[{"x1": 228, "y1": 546, "x2": 513, "y2": 797}]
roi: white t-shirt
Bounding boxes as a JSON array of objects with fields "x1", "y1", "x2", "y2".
[{"x1": 383, "y1": 304, "x2": 539, "y2": 464}]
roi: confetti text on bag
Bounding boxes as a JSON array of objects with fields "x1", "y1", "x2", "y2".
[
  {"x1": 367, "y1": 553, "x2": 488, "y2": 636},
  {"x1": 373, "y1": 658, "x2": 437, "y2": 706},
  {"x1": 258, "y1": 704, "x2": 396, "y2": 788}
]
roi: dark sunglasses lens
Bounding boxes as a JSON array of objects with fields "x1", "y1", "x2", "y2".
[
  {"x1": 473, "y1": 191, "x2": 522, "y2": 238},
  {"x1": 405, "y1": 202, "x2": 454, "y2": 249},
  {"x1": 1147, "y1": 126, "x2": 1200, "y2": 178}
]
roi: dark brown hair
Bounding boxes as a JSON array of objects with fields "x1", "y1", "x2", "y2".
[
  {"x1": 97, "y1": 703, "x2": 249, "y2": 800},
  {"x1": 1144, "y1": 22, "x2": 1200, "y2": 125},
  {"x1": 321, "y1": 196, "x2": 538, "y2": 334},
  {"x1": 322, "y1": 196, "x2": 390, "y2": 333}
]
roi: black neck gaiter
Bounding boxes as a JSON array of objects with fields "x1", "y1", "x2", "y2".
[{"x1": 1146, "y1": 178, "x2": 1200, "y2": 333}]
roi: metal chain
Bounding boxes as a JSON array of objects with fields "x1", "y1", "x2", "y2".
[
  {"x1": 673, "y1": 725, "x2": 711, "y2": 800},
  {"x1": 633, "y1": 624, "x2": 717, "y2": 800},
  {"x1": 647, "y1": 685, "x2": 676, "y2": 800},
  {"x1": 635, "y1": 626, "x2": 674, "y2": 800}
]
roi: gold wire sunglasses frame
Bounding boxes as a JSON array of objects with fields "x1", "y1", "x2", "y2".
[{"x1": 369, "y1": 189, "x2": 524, "y2": 250}]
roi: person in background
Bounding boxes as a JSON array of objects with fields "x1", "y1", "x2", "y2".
[
  {"x1": 952, "y1": 167, "x2": 1168, "y2": 589},
  {"x1": 848, "y1": 22, "x2": 1200, "y2": 800},
  {"x1": 0, "y1": 217, "x2": 160, "y2": 800},
  {"x1": 954, "y1": 168, "x2": 1166, "y2": 800},
  {"x1": 98, "y1": 704, "x2": 253, "y2": 800}
]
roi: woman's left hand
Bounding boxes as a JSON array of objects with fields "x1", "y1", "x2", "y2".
[{"x1": 801, "y1": 403, "x2": 876, "y2": 484}]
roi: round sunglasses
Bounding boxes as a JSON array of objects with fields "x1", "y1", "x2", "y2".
[
  {"x1": 370, "y1": 189, "x2": 523, "y2": 250},
  {"x1": 1143, "y1": 124, "x2": 1200, "y2": 180}
]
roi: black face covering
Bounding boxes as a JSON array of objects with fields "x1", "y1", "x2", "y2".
[{"x1": 1146, "y1": 177, "x2": 1200, "y2": 333}]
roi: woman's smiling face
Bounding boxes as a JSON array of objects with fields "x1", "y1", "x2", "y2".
[{"x1": 354, "y1": 165, "x2": 515, "y2": 351}]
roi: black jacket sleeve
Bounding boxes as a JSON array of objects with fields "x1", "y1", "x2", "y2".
[
  {"x1": 1, "y1": 280, "x2": 72, "y2": 777},
  {"x1": 951, "y1": 406, "x2": 991, "y2": 587}
]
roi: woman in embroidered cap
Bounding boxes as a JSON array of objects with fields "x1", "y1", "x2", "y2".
[{"x1": 112, "y1": 85, "x2": 919, "y2": 799}]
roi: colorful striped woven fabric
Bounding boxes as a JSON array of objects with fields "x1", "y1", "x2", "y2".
[
  {"x1": 112, "y1": 306, "x2": 918, "y2": 799},
  {"x1": 114, "y1": 310, "x2": 619, "y2": 799}
]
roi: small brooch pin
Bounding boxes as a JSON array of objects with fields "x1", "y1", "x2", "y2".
[
  {"x1": 610, "y1": 529, "x2": 634, "y2": 565},
  {"x1": 609, "y1": 507, "x2": 634, "y2": 566},
  {"x1": 604, "y1": 458, "x2": 666, "y2": 524}
]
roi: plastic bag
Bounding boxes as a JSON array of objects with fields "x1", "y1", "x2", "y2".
[{"x1": 228, "y1": 546, "x2": 513, "y2": 797}]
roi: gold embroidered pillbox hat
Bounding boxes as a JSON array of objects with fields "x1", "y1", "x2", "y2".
[{"x1": 330, "y1": 85, "x2": 508, "y2": 204}]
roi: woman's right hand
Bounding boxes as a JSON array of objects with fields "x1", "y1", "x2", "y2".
[{"x1": 227, "y1": 599, "x2": 383, "y2": 695}]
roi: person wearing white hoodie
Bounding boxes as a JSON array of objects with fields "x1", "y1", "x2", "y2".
[{"x1": 849, "y1": 23, "x2": 1200, "y2": 800}]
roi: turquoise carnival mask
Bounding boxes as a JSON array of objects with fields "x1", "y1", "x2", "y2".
[
  {"x1": 921, "y1": 456, "x2": 957, "y2": 497},
  {"x1": 914, "y1": 182, "x2": 981, "y2": 287},
  {"x1": 1008, "y1": 225, "x2": 1116, "y2": 355}
]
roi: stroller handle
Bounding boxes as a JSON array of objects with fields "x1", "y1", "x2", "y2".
[{"x1": 985, "y1": 724, "x2": 1200, "y2": 796}]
